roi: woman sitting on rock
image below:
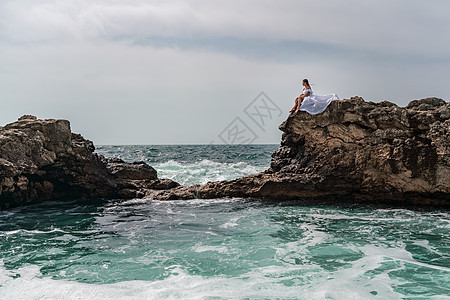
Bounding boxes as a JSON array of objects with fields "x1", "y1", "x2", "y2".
[{"x1": 290, "y1": 78, "x2": 339, "y2": 115}]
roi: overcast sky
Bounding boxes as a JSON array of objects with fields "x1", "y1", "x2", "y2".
[{"x1": 1, "y1": 0, "x2": 449, "y2": 144}]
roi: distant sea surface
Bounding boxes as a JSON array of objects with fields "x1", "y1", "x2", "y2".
[{"x1": 1, "y1": 145, "x2": 449, "y2": 299}]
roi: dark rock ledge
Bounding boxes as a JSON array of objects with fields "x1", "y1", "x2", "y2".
[{"x1": 1, "y1": 97, "x2": 449, "y2": 209}]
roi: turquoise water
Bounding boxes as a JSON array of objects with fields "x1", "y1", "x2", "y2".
[
  {"x1": 95, "y1": 144, "x2": 278, "y2": 185},
  {"x1": 0, "y1": 145, "x2": 449, "y2": 299}
]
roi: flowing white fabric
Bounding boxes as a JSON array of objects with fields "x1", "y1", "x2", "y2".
[{"x1": 299, "y1": 89, "x2": 339, "y2": 115}]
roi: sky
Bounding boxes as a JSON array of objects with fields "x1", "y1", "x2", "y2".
[{"x1": 1, "y1": 0, "x2": 449, "y2": 145}]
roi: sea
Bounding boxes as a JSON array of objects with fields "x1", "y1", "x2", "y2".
[{"x1": 0, "y1": 145, "x2": 449, "y2": 299}]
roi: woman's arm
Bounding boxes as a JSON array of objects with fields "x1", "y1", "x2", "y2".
[{"x1": 300, "y1": 91, "x2": 310, "y2": 99}]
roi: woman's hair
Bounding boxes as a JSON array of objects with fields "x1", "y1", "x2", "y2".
[{"x1": 303, "y1": 78, "x2": 310, "y2": 88}]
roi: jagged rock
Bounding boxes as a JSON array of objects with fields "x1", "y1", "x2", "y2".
[
  {"x1": 146, "y1": 97, "x2": 450, "y2": 207},
  {"x1": 0, "y1": 116, "x2": 179, "y2": 209}
]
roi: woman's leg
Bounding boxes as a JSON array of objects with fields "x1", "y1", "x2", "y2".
[
  {"x1": 295, "y1": 95, "x2": 304, "y2": 113},
  {"x1": 290, "y1": 97, "x2": 300, "y2": 112}
]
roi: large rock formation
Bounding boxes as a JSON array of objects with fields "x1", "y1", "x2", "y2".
[
  {"x1": 0, "y1": 115, "x2": 178, "y2": 209},
  {"x1": 146, "y1": 97, "x2": 450, "y2": 207},
  {"x1": 2, "y1": 97, "x2": 449, "y2": 209}
]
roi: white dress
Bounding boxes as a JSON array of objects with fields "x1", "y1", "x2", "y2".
[{"x1": 299, "y1": 88, "x2": 340, "y2": 115}]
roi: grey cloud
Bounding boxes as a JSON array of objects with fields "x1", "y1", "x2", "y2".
[{"x1": 2, "y1": 0, "x2": 450, "y2": 59}]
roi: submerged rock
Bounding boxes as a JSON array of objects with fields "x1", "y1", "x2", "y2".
[
  {"x1": 146, "y1": 97, "x2": 450, "y2": 207},
  {"x1": 0, "y1": 116, "x2": 179, "y2": 209}
]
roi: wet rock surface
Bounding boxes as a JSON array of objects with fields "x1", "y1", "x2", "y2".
[
  {"x1": 146, "y1": 97, "x2": 450, "y2": 207},
  {"x1": 0, "y1": 115, "x2": 178, "y2": 209}
]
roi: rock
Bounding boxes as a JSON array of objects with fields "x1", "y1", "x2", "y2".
[
  {"x1": 106, "y1": 159, "x2": 157, "y2": 180},
  {"x1": 0, "y1": 116, "x2": 179, "y2": 209},
  {"x1": 147, "y1": 97, "x2": 450, "y2": 207},
  {"x1": 2, "y1": 96, "x2": 449, "y2": 209}
]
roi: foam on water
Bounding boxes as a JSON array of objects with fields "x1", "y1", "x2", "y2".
[
  {"x1": 0, "y1": 262, "x2": 394, "y2": 300},
  {"x1": 95, "y1": 144, "x2": 278, "y2": 185},
  {"x1": 1, "y1": 145, "x2": 449, "y2": 299},
  {"x1": 1, "y1": 198, "x2": 449, "y2": 299},
  {"x1": 0, "y1": 228, "x2": 68, "y2": 236},
  {"x1": 1, "y1": 245, "x2": 446, "y2": 300},
  {"x1": 154, "y1": 159, "x2": 263, "y2": 185}
]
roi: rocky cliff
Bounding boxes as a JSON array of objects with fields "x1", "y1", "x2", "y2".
[
  {"x1": 2, "y1": 97, "x2": 449, "y2": 209},
  {"x1": 0, "y1": 115, "x2": 178, "y2": 209},
  {"x1": 146, "y1": 97, "x2": 450, "y2": 207}
]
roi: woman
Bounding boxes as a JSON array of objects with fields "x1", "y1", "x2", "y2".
[
  {"x1": 290, "y1": 79, "x2": 339, "y2": 115},
  {"x1": 290, "y1": 79, "x2": 312, "y2": 113}
]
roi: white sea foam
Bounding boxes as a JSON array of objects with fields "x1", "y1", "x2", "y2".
[
  {"x1": 220, "y1": 216, "x2": 241, "y2": 229},
  {"x1": 115, "y1": 198, "x2": 151, "y2": 206},
  {"x1": 150, "y1": 197, "x2": 245, "y2": 207},
  {"x1": 192, "y1": 244, "x2": 229, "y2": 254},
  {"x1": 0, "y1": 256, "x2": 424, "y2": 300},
  {"x1": 0, "y1": 228, "x2": 67, "y2": 236},
  {"x1": 154, "y1": 159, "x2": 263, "y2": 186},
  {"x1": 1, "y1": 220, "x2": 448, "y2": 299}
]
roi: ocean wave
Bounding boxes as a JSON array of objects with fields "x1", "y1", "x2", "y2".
[{"x1": 154, "y1": 159, "x2": 264, "y2": 185}]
